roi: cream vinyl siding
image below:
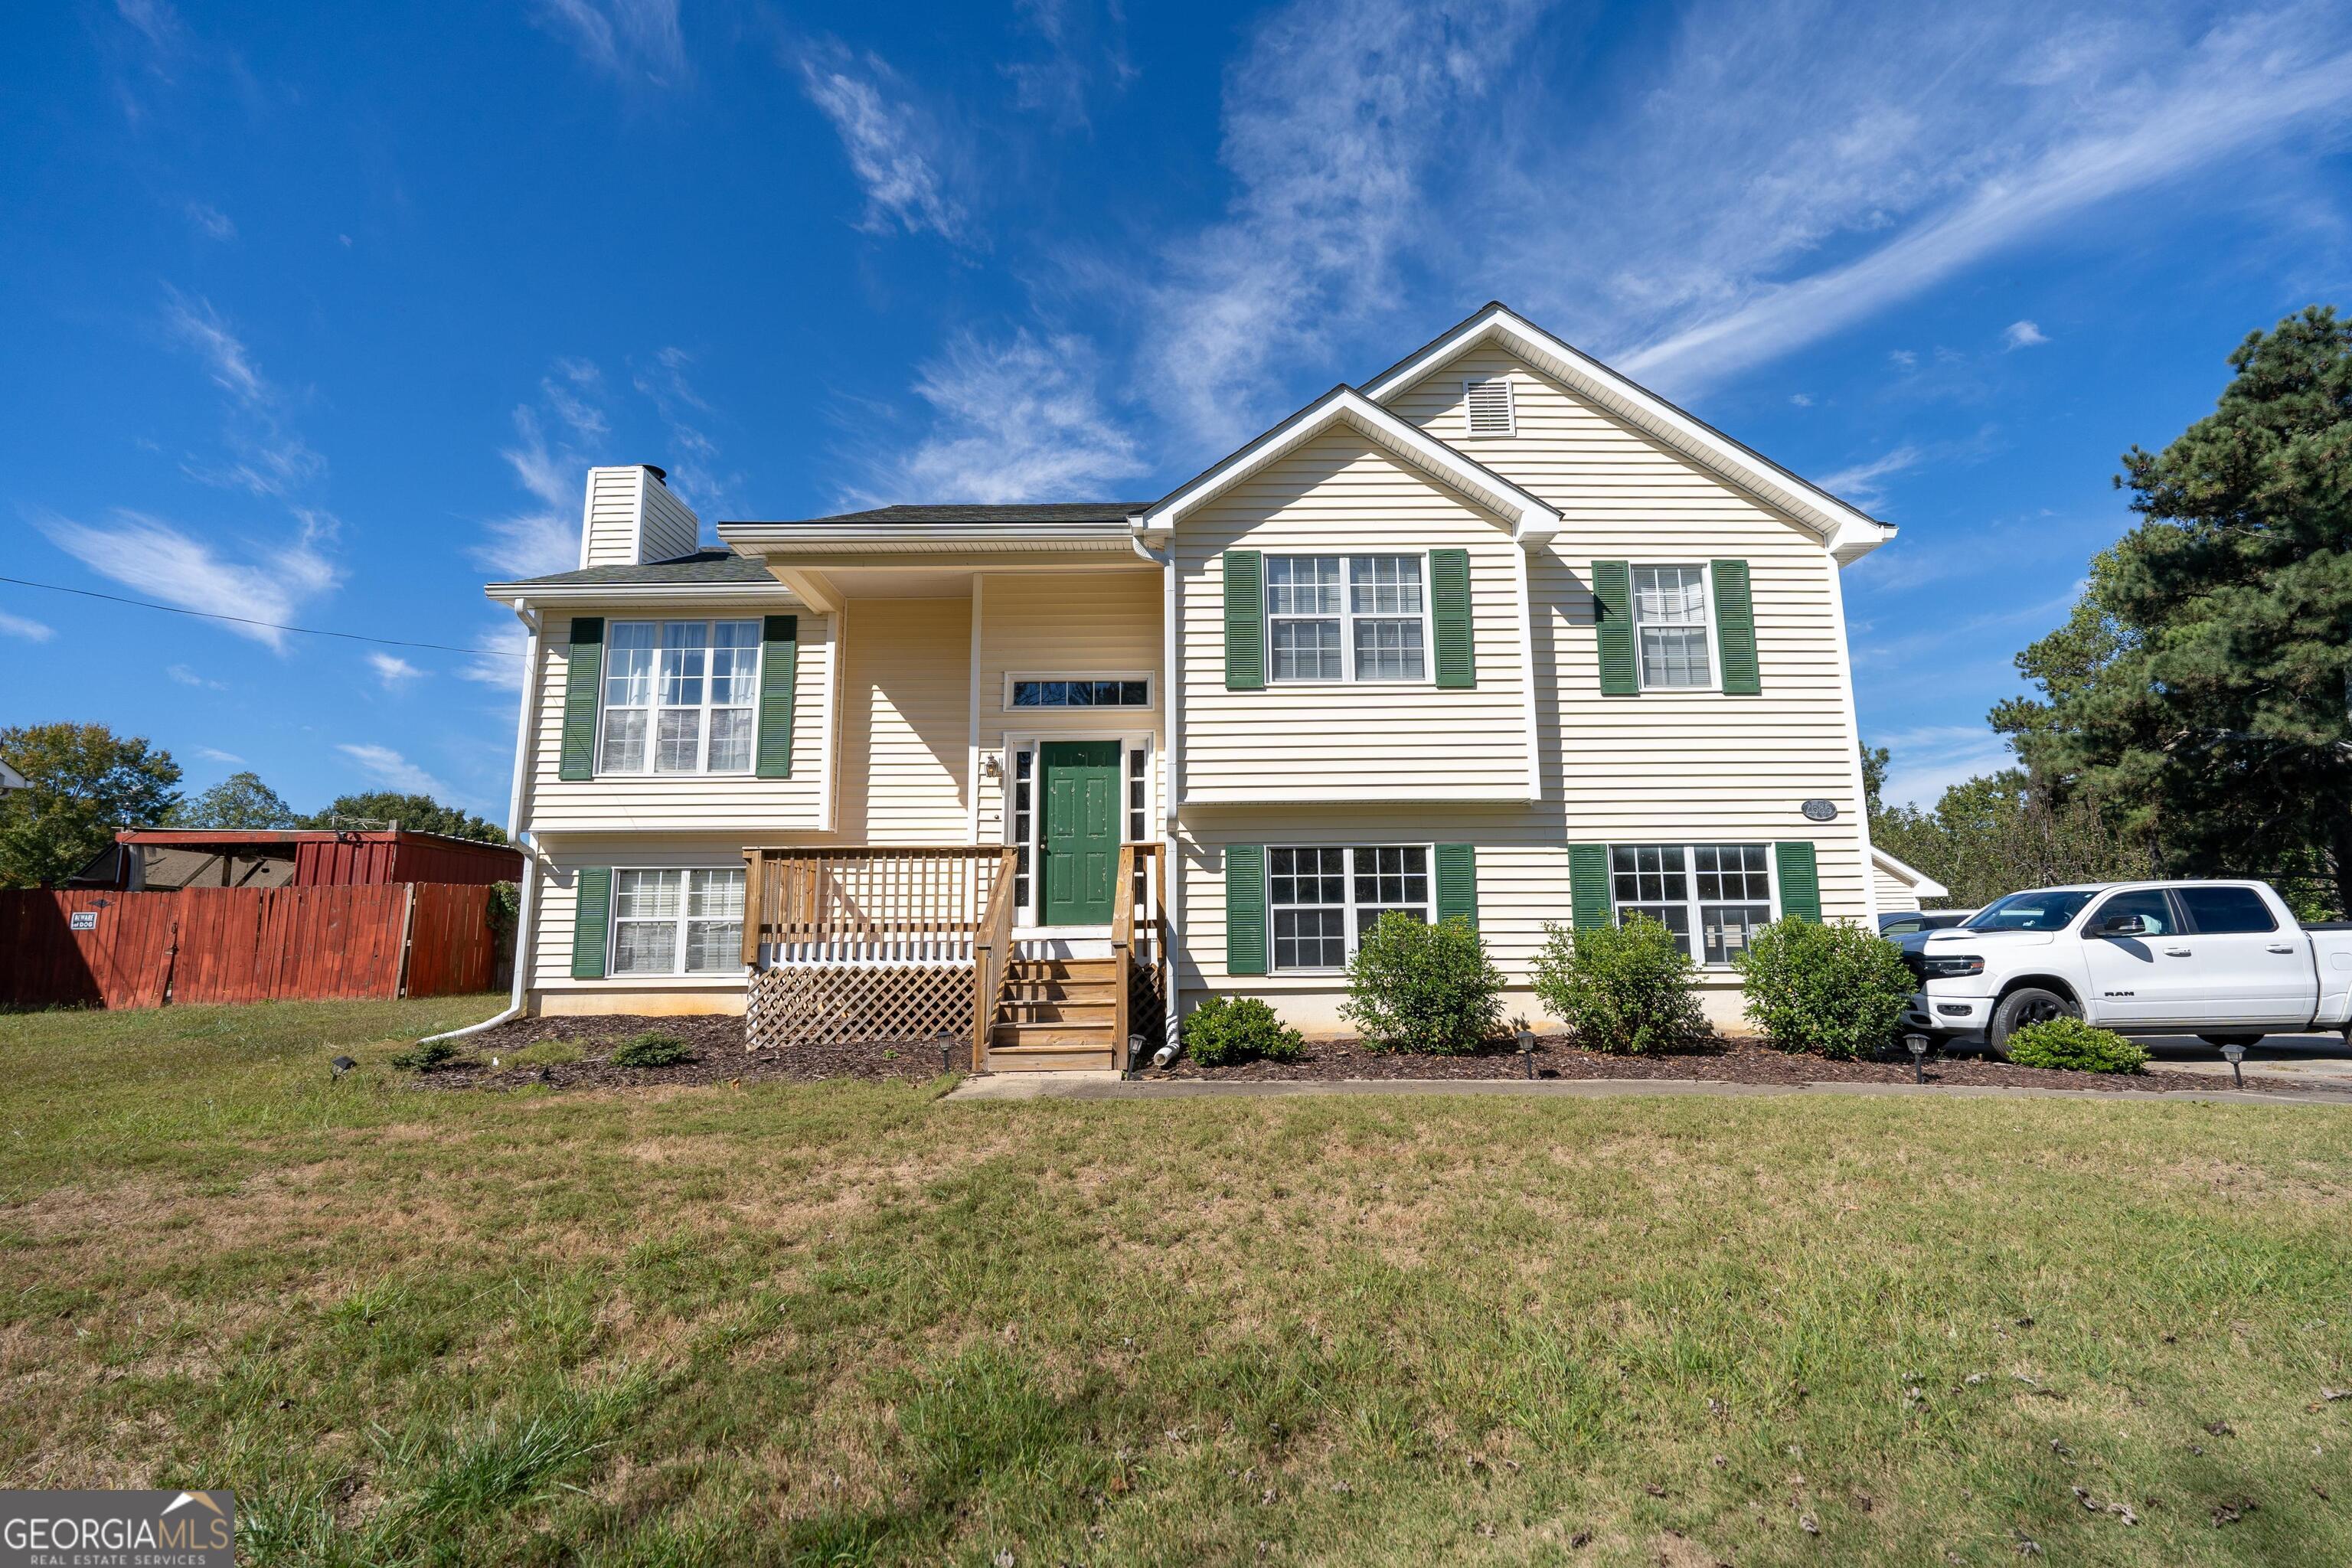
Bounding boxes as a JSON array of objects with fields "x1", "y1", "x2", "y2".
[
  {"x1": 528, "y1": 835, "x2": 750, "y2": 1014},
  {"x1": 972, "y1": 569, "x2": 1165, "y2": 847},
  {"x1": 836, "y1": 596, "x2": 971, "y2": 843},
  {"x1": 637, "y1": 479, "x2": 701, "y2": 564},
  {"x1": 580, "y1": 468, "x2": 646, "y2": 567},
  {"x1": 1177, "y1": 430, "x2": 1530, "y2": 802},
  {"x1": 1873, "y1": 861, "x2": 1921, "y2": 914},
  {"x1": 526, "y1": 608, "x2": 830, "y2": 833},
  {"x1": 1383, "y1": 348, "x2": 1871, "y2": 922}
]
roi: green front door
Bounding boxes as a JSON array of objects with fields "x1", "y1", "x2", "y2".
[{"x1": 1040, "y1": 740, "x2": 1121, "y2": 926}]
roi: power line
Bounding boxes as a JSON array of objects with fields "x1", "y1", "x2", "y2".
[{"x1": 0, "y1": 575, "x2": 526, "y2": 657}]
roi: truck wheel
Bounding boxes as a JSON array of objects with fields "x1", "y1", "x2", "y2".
[
  {"x1": 2198, "y1": 1034, "x2": 2263, "y2": 1049},
  {"x1": 1989, "y1": 987, "x2": 2077, "y2": 1054}
]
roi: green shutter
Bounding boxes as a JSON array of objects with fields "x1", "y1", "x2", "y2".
[
  {"x1": 1775, "y1": 841, "x2": 1821, "y2": 923},
  {"x1": 1592, "y1": 561, "x2": 1636, "y2": 696},
  {"x1": 571, "y1": 865, "x2": 612, "y2": 978},
  {"x1": 1570, "y1": 844, "x2": 1612, "y2": 930},
  {"x1": 1712, "y1": 560, "x2": 1759, "y2": 695},
  {"x1": 1225, "y1": 844, "x2": 1267, "y2": 975},
  {"x1": 1223, "y1": 550, "x2": 1265, "y2": 691},
  {"x1": 1431, "y1": 548, "x2": 1475, "y2": 688},
  {"x1": 558, "y1": 616, "x2": 606, "y2": 780},
  {"x1": 1436, "y1": 843, "x2": 1478, "y2": 927},
  {"x1": 756, "y1": 614, "x2": 799, "y2": 779}
]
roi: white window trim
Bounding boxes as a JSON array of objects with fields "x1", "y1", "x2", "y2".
[
  {"x1": 606, "y1": 865, "x2": 749, "y2": 978},
  {"x1": 1266, "y1": 841, "x2": 1438, "y2": 975},
  {"x1": 1462, "y1": 375, "x2": 1515, "y2": 436},
  {"x1": 1002, "y1": 730, "x2": 1155, "y2": 929},
  {"x1": 1628, "y1": 564, "x2": 1724, "y2": 694},
  {"x1": 1001, "y1": 671, "x2": 1156, "y2": 710},
  {"x1": 1263, "y1": 550, "x2": 1436, "y2": 688},
  {"x1": 597, "y1": 617, "x2": 763, "y2": 776},
  {"x1": 1604, "y1": 841, "x2": 1779, "y2": 969}
]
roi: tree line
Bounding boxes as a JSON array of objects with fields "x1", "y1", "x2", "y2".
[
  {"x1": 1867, "y1": 305, "x2": 2351, "y2": 920},
  {"x1": 0, "y1": 720, "x2": 503, "y2": 889}
]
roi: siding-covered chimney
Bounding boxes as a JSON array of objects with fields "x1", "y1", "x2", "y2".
[{"x1": 577, "y1": 464, "x2": 702, "y2": 568}]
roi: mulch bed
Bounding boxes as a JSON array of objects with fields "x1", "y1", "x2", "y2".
[
  {"x1": 1158, "y1": 1035, "x2": 2328, "y2": 1096},
  {"x1": 406, "y1": 1015, "x2": 2326, "y2": 1097},
  {"x1": 412, "y1": 1014, "x2": 953, "y2": 1090}
]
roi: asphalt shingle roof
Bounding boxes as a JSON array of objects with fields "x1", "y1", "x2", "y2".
[
  {"x1": 502, "y1": 550, "x2": 777, "y2": 587},
  {"x1": 753, "y1": 501, "x2": 1150, "y2": 527}
]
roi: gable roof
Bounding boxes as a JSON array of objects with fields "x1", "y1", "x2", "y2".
[
  {"x1": 1870, "y1": 845, "x2": 1951, "y2": 900},
  {"x1": 1360, "y1": 302, "x2": 1895, "y2": 562},
  {"x1": 743, "y1": 502, "x2": 1149, "y2": 528},
  {"x1": 1136, "y1": 385, "x2": 1562, "y2": 544}
]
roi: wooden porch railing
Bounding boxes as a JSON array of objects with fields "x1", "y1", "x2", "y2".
[{"x1": 740, "y1": 847, "x2": 1010, "y2": 965}]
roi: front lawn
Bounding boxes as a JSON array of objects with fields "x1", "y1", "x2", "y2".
[{"x1": 3, "y1": 998, "x2": 2349, "y2": 1565}]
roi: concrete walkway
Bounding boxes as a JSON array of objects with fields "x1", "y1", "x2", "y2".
[{"x1": 946, "y1": 1072, "x2": 2352, "y2": 1109}]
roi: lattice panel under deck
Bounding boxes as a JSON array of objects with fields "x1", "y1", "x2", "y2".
[
  {"x1": 745, "y1": 962, "x2": 974, "y2": 1051},
  {"x1": 1127, "y1": 952, "x2": 1169, "y2": 1061}
]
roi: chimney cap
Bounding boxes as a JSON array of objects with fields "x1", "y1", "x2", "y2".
[{"x1": 642, "y1": 464, "x2": 668, "y2": 483}]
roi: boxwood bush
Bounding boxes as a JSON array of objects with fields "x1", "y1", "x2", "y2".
[
  {"x1": 2004, "y1": 1015, "x2": 2149, "y2": 1073},
  {"x1": 1180, "y1": 996, "x2": 1305, "y2": 1067},
  {"x1": 1343, "y1": 912, "x2": 1505, "y2": 1054},
  {"x1": 611, "y1": 1032, "x2": 694, "y2": 1068},
  {"x1": 1529, "y1": 914, "x2": 1707, "y2": 1054},
  {"x1": 1734, "y1": 918, "x2": 1913, "y2": 1059}
]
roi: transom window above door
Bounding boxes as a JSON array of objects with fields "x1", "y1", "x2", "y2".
[
  {"x1": 1007, "y1": 676, "x2": 1152, "y2": 708},
  {"x1": 1265, "y1": 554, "x2": 1429, "y2": 682},
  {"x1": 600, "y1": 619, "x2": 760, "y2": 773}
]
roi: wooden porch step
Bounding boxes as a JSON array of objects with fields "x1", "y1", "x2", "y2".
[
  {"x1": 988, "y1": 1021, "x2": 1117, "y2": 1048},
  {"x1": 1004, "y1": 956, "x2": 1119, "y2": 978},
  {"x1": 985, "y1": 1044, "x2": 1117, "y2": 1072},
  {"x1": 995, "y1": 998, "x2": 1116, "y2": 1024}
]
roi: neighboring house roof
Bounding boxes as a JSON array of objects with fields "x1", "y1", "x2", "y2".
[
  {"x1": 0, "y1": 759, "x2": 27, "y2": 791},
  {"x1": 1359, "y1": 302, "x2": 1896, "y2": 562},
  {"x1": 493, "y1": 549, "x2": 776, "y2": 590},
  {"x1": 1870, "y1": 845, "x2": 1950, "y2": 900},
  {"x1": 750, "y1": 502, "x2": 1150, "y2": 528},
  {"x1": 1137, "y1": 385, "x2": 1563, "y2": 544}
]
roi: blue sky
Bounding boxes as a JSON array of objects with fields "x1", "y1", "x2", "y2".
[{"x1": 4, "y1": 0, "x2": 2350, "y2": 818}]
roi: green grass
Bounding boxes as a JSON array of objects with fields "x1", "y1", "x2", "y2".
[{"x1": 4, "y1": 997, "x2": 2350, "y2": 1566}]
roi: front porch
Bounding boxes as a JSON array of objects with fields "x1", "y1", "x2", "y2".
[{"x1": 738, "y1": 843, "x2": 1170, "y2": 1073}]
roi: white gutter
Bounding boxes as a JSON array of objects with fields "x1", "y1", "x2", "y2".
[{"x1": 422, "y1": 599, "x2": 544, "y2": 1044}]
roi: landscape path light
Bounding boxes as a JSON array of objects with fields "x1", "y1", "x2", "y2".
[
  {"x1": 1904, "y1": 1033, "x2": 1930, "y2": 1085},
  {"x1": 1514, "y1": 1019, "x2": 1537, "y2": 1080},
  {"x1": 2221, "y1": 1039, "x2": 2246, "y2": 1089}
]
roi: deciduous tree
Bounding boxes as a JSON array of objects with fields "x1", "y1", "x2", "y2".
[{"x1": 0, "y1": 723, "x2": 183, "y2": 887}]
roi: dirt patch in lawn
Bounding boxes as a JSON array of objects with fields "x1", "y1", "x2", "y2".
[
  {"x1": 412, "y1": 1014, "x2": 952, "y2": 1089},
  {"x1": 1158, "y1": 1035, "x2": 2331, "y2": 1096}
]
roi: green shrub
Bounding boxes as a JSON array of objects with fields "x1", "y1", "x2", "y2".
[
  {"x1": 1735, "y1": 918, "x2": 1914, "y2": 1060},
  {"x1": 389, "y1": 1040, "x2": 458, "y2": 1072},
  {"x1": 2004, "y1": 1016, "x2": 2149, "y2": 1073},
  {"x1": 1180, "y1": 996, "x2": 1306, "y2": 1067},
  {"x1": 1529, "y1": 915, "x2": 1707, "y2": 1054},
  {"x1": 610, "y1": 1032, "x2": 694, "y2": 1069},
  {"x1": 1342, "y1": 912, "x2": 1505, "y2": 1054}
]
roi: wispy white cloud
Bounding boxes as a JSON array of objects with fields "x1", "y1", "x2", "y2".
[
  {"x1": 336, "y1": 743, "x2": 449, "y2": 797},
  {"x1": 168, "y1": 663, "x2": 227, "y2": 690},
  {"x1": 867, "y1": 329, "x2": 1145, "y2": 503},
  {"x1": 534, "y1": 0, "x2": 686, "y2": 87},
  {"x1": 1872, "y1": 724, "x2": 2019, "y2": 810},
  {"x1": 1817, "y1": 444, "x2": 1923, "y2": 511},
  {"x1": 459, "y1": 619, "x2": 531, "y2": 692},
  {"x1": 367, "y1": 652, "x2": 423, "y2": 688},
  {"x1": 194, "y1": 746, "x2": 244, "y2": 763},
  {"x1": 35, "y1": 506, "x2": 341, "y2": 653},
  {"x1": 1006, "y1": 0, "x2": 1134, "y2": 129},
  {"x1": 163, "y1": 287, "x2": 265, "y2": 403},
  {"x1": 185, "y1": 200, "x2": 234, "y2": 240},
  {"x1": 632, "y1": 347, "x2": 739, "y2": 519},
  {"x1": 0, "y1": 611, "x2": 54, "y2": 642},
  {"x1": 475, "y1": 403, "x2": 586, "y2": 579},
  {"x1": 2002, "y1": 318, "x2": 2050, "y2": 348},
  {"x1": 798, "y1": 44, "x2": 966, "y2": 240},
  {"x1": 160, "y1": 287, "x2": 326, "y2": 498}
]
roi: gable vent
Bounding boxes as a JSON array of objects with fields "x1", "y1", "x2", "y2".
[{"x1": 1464, "y1": 376, "x2": 1514, "y2": 436}]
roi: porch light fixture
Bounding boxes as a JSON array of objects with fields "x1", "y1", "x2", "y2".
[
  {"x1": 1904, "y1": 1034, "x2": 1929, "y2": 1084},
  {"x1": 2221, "y1": 1040, "x2": 2246, "y2": 1089},
  {"x1": 981, "y1": 752, "x2": 1004, "y2": 779}
]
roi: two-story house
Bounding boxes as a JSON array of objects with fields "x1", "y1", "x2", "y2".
[{"x1": 482, "y1": 304, "x2": 1895, "y2": 1071}]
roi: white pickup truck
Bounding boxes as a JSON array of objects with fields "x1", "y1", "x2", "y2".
[{"x1": 1901, "y1": 880, "x2": 2352, "y2": 1053}]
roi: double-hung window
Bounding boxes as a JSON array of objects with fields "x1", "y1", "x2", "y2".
[
  {"x1": 609, "y1": 867, "x2": 746, "y2": 975},
  {"x1": 600, "y1": 619, "x2": 760, "y2": 773},
  {"x1": 1268, "y1": 844, "x2": 1432, "y2": 971},
  {"x1": 1630, "y1": 566, "x2": 1713, "y2": 689},
  {"x1": 1265, "y1": 554, "x2": 1428, "y2": 682},
  {"x1": 1609, "y1": 843, "x2": 1772, "y2": 964}
]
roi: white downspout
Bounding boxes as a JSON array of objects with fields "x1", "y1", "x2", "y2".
[
  {"x1": 422, "y1": 598, "x2": 544, "y2": 1043},
  {"x1": 1134, "y1": 525, "x2": 1182, "y2": 1055}
]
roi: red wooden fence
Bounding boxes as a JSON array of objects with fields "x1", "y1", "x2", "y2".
[{"x1": 0, "y1": 884, "x2": 498, "y2": 1009}]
